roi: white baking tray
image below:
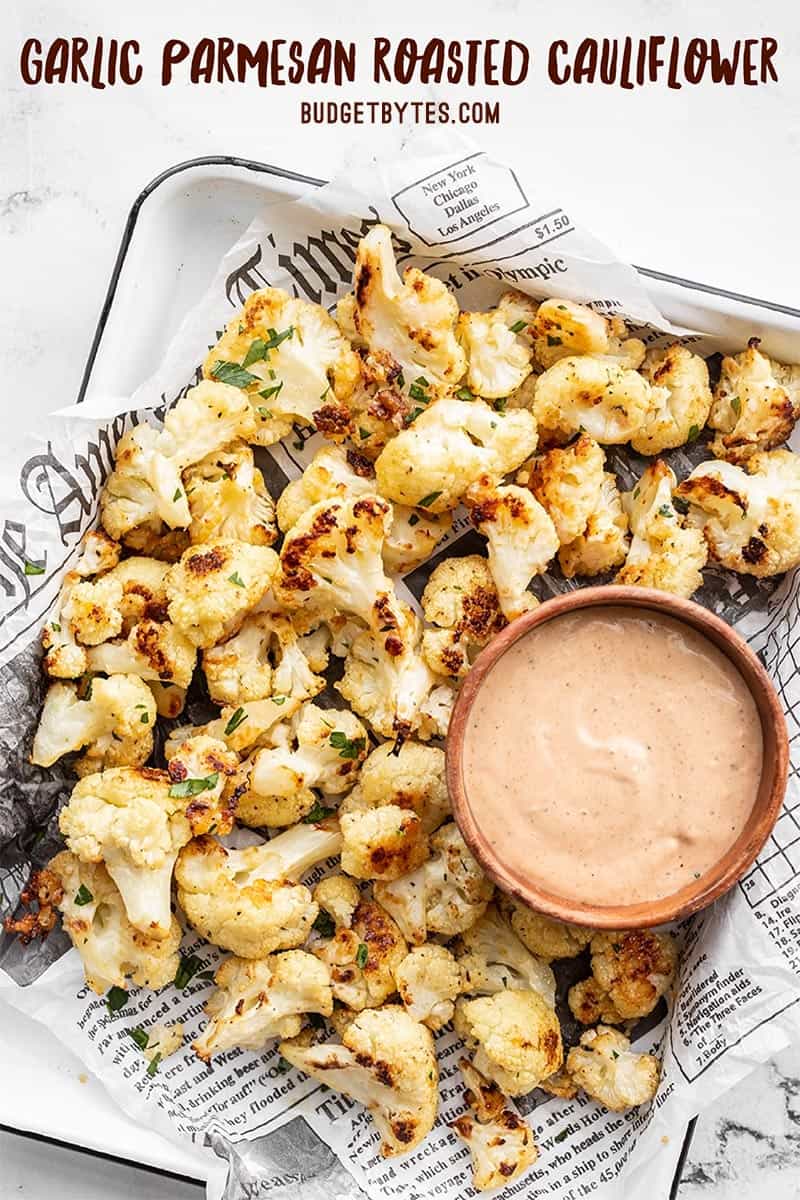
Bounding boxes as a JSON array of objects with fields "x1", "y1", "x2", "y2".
[{"x1": 5, "y1": 154, "x2": 799, "y2": 1193}]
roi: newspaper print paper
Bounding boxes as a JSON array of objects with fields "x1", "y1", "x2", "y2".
[{"x1": 1, "y1": 134, "x2": 799, "y2": 1200}]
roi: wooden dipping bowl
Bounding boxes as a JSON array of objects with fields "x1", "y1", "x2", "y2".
[{"x1": 446, "y1": 585, "x2": 789, "y2": 929}]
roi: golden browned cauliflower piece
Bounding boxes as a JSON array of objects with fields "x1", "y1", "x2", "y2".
[
  {"x1": 532, "y1": 300, "x2": 645, "y2": 371},
  {"x1": 340, "y1": 741, "x2": 449, "y2": 833},
  {"x1": 165, "y1": 539, "x2": 279, "y2": 648},
  {"x1": 708, "y1": 339, "x2": 800, "y2": 464},
  {"x1": 280, "y1": 1005, "x2": 439, "y2": 1156},
  {"x1": 567, "y1": 977, "x2": 625, "y2": 1026},
  {"x1": 533, "y1": 355, "x2": 657, "y2": 446},
  {"x1": 616, "y1": 460, "x2": 707, "y2": 597},
  {"x1": 450, "y1": 1058, "x2": 539, "y2": 1191},
  {"x1": 203, "y1": 286, "x2": 361, "y2": 446},
  {"x1": 455, "y1": 905, "x2": 556, "y2": 1007},
  {"x1": 496, "y1": 894, "x2": 592, "y2": 961},
  {"x1": 184, "y1": 441, "x2": 277, "y2": 545},
  {"x1": 202, "y1": 611, "x2": 325, "y2": 707},
  {"x1": 420, "y1": 555, "x2": 506, "y2": 678},
  {"x1": 587, "y1": 929, "x2": 678, "y2": 1020},
  {"x1": 528, "y1": 434, "x2": 606, "y2": 544},
  {"x1": 85, "y1": 619, "x2": 197, "y2": 691},
  {"x1": 31, "y1": 676, "x2": 157, "y2": 776},
  {"x1": 457, "y1": 309, "x2": 533, "y2": 399},
  {"x1": 340, "y1": 806, "x2": 429, "y2": 881},
  {"x1": 454, "y1": 989, "x2": 562, "y2": 1096},
  {"x1": 558, "y1": 472, "x2": 629, "y2": 578},
  {"x1": 631, "y1": 344, "x2": 713, "y2": 455},
  {"x1": 309, "y1": 894, "x2": 408, "y2": 1011},
  {"x1": 467, "y1": 483, "x2": 558, "y2": 620},
  {"x1": 351, "y1": 224, "x2": 466, "y2": 400},
  {"x1": 675, "y1": 450, "x2": 800, "y2": 576},
  {"x1": 395, "y1": 944, "x2": 463, "y2": 1030},
  {"x1": 566, "y1": 1026, "x2": 660, "y2": 1111}
]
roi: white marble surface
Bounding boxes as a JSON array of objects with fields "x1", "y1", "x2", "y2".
[{"x1": 2, "y1": 0, "x2": 800, "y2": 1196}]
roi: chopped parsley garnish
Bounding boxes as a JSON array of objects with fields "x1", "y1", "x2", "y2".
[
  {"x1": 172, "y1": 488, "x2": 182, "y2": 502},
  {"x1": 242, "y1": 337, "x2": 269, "y2": 368},
  {"x1": 358, "y1": 427, "x2": 371, "y2": 440},
  {"x1": 106, "y1": 986, "x2": 129, "y2": 1014},
  {"x1": 730, "y1": 394, "x2": 742, "y2": 417},
  {"x1": 417, "y1": 491, "x2": 442, "y2": 508},
  {"x1": 259, "y1": 382, "x2": 283, "y2": 402},
  {"x1": 49, "y1": 622, "x2": 61, "y2": 633},
  {"x1": 408, "y1": 513, "x2": 420, "y2": 527},
  {"x1": 146, "y1": 1053, "x2": 162, "y2": 1078},
  {"x1": 687, "y1": 424, "x2": 700, "y2": 442},
  {"x1": 257, "y1": 407, "x2": 273, "y2": 420},
  {"x1": 546, "y1": 335, "x2": 563, "y2": 347},
  {"x1": 355, "y1": 942, "x2": 369, "y2": 969},
  {"x1": 611, "y1": 1050, "x2": 620, "y2": 1059},
  {"x1": 228, "y1": 572, "x2": 245, "y2": 588},
  {"x1": 673, "y1": 495, "x2": 690, "y2": 515},
  {"x1": 168, "y1": 773, "x2": 219, "y2": 798},
  {"x1": 455, "y1": 386, "x2": 476, "y2": 401},
  {"x1": 405, "y1": 406, "x2": 425, "y2": 425},
  {"x1": 329, "y1": 731, "x2": 366, "y2": 759},
  {"x1": 312, "y1": 910, "x2": 336, "y2": 938},
  {"x1": 493, "y1": 398, "x2": 508, "y2": 413},
  {"x1": 272, "y1": 695, "x2": 287, "y2": 706},
  {"x1": 409, "y1": 376, "x2": 430, "y2": 403},
  {"x1": 129, "y1": 1027, "x2": 149, "y2": 1050},
  {"x1": 74, "y1": 884, "x2": 93, "y2": 906},
  {"x1": 140, "y1": 711, "x2": 150, "y2": 724},
  {"x1": 303, "y1": 801, "x2": 337, "y2": 824},
  {"x1": 224, "y1": 707, "x2": 248, "y2": 736},
  {"x1": 24, "y1": 561, "x2": 45, "y2": 576},
  {"x1": 554, "y1": 1128, "x2": 569, "y2": 1144},
  {"x1": 263, "y1": 326, "x2": 294, "y2": 351},
  {"x1": 174, "y1": 954, "x2": 205, "y2": 989},
  {"x1": 275, "y1": 1056, "x2": 291, "y2": 1074},
  {"x1": 509, "y1": 319, "x2": 527, "y2": 333},
  {"x1": 657, "y1": 504, "x2": 673, "y2": 518},
  {"x1": 319, "y1": 385, "x2": 331, "y2": 402},
  {"x1": 211, "y1": 360, "x2": 258, "y2": 389}
]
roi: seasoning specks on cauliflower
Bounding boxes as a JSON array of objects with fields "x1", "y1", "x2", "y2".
[
  {"x1": 31, "y1": 675, "x2": 156, "y2": 773},
  {"x1": 532, "y1": 300, "x2": 645, "y2": 371},
  {"x1": 396, "y1": 945, "x2": 463, "y2": 1030},
  {"x1": 467, "y1": 482, "x2": 558, "y2": 620},
  {"x1": 340, "y1": 806, "x2": 429, "y2": 881},
  {"x1": 310, "y1": 895, "x2": 408, "y2": 1011},
  {"x1": 165, "y1": 539, "x2": 279, "y2": 648},
  {"x1": 454, "y1": 988, "x2": 562, "y2": 1096},
  {"x1": 583, "y1": 929, "x2": 678, "y2": 1020},
  {"x1": 708, "y1": 339, "x2": 800, "y2": 464},
  {"x1": 420, "y1": 555, "x2": 506, "y2": 678},
  {"x1": 85, "y1": 619, "x2": 197, "y2": 690},
  {"x1": 534, "y1": 355, "x2": 657, "y2": 446},
  {"x1": 184, "y1": 441, "x2": 277, "y2": 545},
  {"x1": 455, "y1": 904, "x2": 556, "y2": 1008},
  {"x1": 340, "y1": 741, "x2": 449, "y2": 834},
  {"x1": 202, "y1": 611, "x2": 324, "y2": 707},
  {"x1": 566, "y1": 1026, "x2": 660, "y2": 1111},
  {"x1": 631, "y1": 343, "x2": 713, "y2": 456},
  {"x1": 528, "y1": 434, "x2": 606, "y2": 546},
  {"x1": 280, "y1": 1005, "x2": 438, "y2": 1156},
  {"x1": 617, "y1": 460, "x2": 707, "y2": 597}
]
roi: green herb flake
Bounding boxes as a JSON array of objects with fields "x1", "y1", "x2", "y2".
[
  {"x1": 172, "y1": 488, "x2": 182, "y2": 503},
  {"x1": 633, "y1": 486, "x2": 640, "y2": 500},
  {"x1": 417, "y1": 491, "x2": 442, "y2": 508},
  {"x1": 211, "y1": 360, "x2": 259, "y2": 389},
  {"x1": 140, "y1": 711, "x2": 150, "y2": 724},
  {"x1": 24, "y1": 561, "x2": 45, "y2": 577},
  {"x1": 730, "y1": 394, "x2": 742, "y2": 417},
  {"x1": 228, "y1": 572, "x2": 245, "y2": 588},
  {"x1": 329, "y1": 731, "x2": 366, "y2": 760},
  {"x1": 546, "y1": 335, "x2": 563, "y2": 347},
  {"x1": 319, "y1": 385, "x2": 331, "y2": 402},
  {"x1": 146, "y1": 1052, "x2": 162, "y2": 1078},
  {"x1": 303, "y1": 801, "x2": 337, "y2": 824},
  {"x1": 355, "y1": 942, "x2": 369, "y2": 969},
  {"x1": 174, "y1": 954, "x2": 205, "y2": 990},
  {"x1": 493, "y1": 398, "x2": 508, "y2": 414},
  {"x1": 405, "y1": 406, "x2": 425, "y2": 426},
  {"x1": 74, "y1": 884, "x2": 93, "y2": 906},
  {"x1": 509, "y1": 320, "x2": 527, "y2": 333},
  {"x1": 455, "y1": 386, "x2": 475, "y2": 401},
  {"x1": 312, "y1": 910, "x2": 335, "y2": 938},
  {"x1": 686, "y1": 424, "x2": 700, "y2": 442},
  {"x1": 275, "y1": 1056, "x2": 291, "y2": 1075},
  {"x1": 129, "y1": 1027, "x2": 149, "y2": 1051},
  {"x1": 224, "y1": 707, "x2": 248, "y2": 736},
  {"x1": 673, "y1": 495, "x2": 690, "y2": 515},
  {"x1": 257, "y1": 407, "x2": 273, "y2": 420},
  {"x1": 272, "y1": 695, "x2": 287, "y2": 706},
  {"x1": 611, "y1": 1050, "x2": 620, "y2": 1060},
  {"x1": 408, "y1": 383, "x2": 429, "y2": 403},
  {"x1": 168, "y1": 773, "x2": 219, "y2": 799},
  {"x1": 657, "y1": 504, "x2": 673, "y2": 518},
  {"x1": 259, "y1": 382, "x2": 283, "y2": 402},
  {"x1": 49, "y1": 622, "x2": 61, "y2": 633},
  {"x1": 106, "y1": 986, "x2": 129, "y2": 1014},
  {"x1": 408, "y1": 513, "x2": 420, "y2": 527},
  {"x1": 358, "y1": 427, "x2": 371, "y2": 441},
  {"x1": 242, "y1": 337, "x2": 269, "y2": 368},
  {"x1": 554, "y1": 1129, "x2": 569, "y2": 1144}
]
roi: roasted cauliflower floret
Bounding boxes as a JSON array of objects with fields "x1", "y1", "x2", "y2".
[
  {"x1": 203, "y1": 287, "x2": 361, "y2": 446},
  {"x1": 617, "y1": 460, "x2": 707, "y2": 597},
  {"x1": 135, "y1": 1023, "x2": 184, "y2": 1068},
  {"x1": 528, "y1": 434, "x2": 606, "y2": 544},
  {"x1": 202, "y1": 611, "x2": 324, "y2": 707},
  {"x1": 102, "y1": 556, "x2": 170, "y2": 630},
  {"x1": 184, "y1": 441, "x2": 277, "y2": 545},
  {"x1": 31, "y1": 676, "x2": 156, "y2": 772},
  {"x1": 193, "y1": 951, "x2": 333, "y2": 1061},
  {"x1": 533, "y1": 355, "x2": 657, "y2": 446},
  {"x1": 558, "y1": 471, "x2": 629, "y2": 578},
  {"x1": 496, "y1": 895, "x2": 592, "y2": 961},
  {"x1": 396, "y1": 945, "x2": 463, "y2": 1030},
  {"x1": 631, "y1": 344, "x2": 713, "y2": 455},
  {"x1": 458, "y1": 309, "x2": 533, "y2": 399},
  {"x1": 165, "y1": 539, "x2": 279, "y2": 648},
  {"x1": 532, "y1": 300, "x2": 645, "y2": 371},
  {"x1": 566, "y1": 1027, "x2": 660, "y2": 1112},
  {"x1": 467, "y1": 483, "x2": 558, "y2": 620},
  {"x1": 41, "y1": 542, "x2": 125, "y2": 677},
  {"x1": 59, "y1": 574, "x2": 124, "y2": 646},
  {"x1": 375, "y1": 398, "x2": 537, "y2": 513},
  {"x1": 455, "y1": 905, "x2": 556, "y2": 1007},
  {"x1": 44, "y1": 852, "x2": 181, "y2": 994},
  {"x1": 234, "y1": 702, "x2": 366, "y2": 828},
  {"x1": 454, "y1": 989, "x2": 562, "y2": 1096},
  {"x1": 352, "y1": 224, "x2": 465, "y2": 400},
  {"x1": 74, "y1": 529, "x2": 122, "y2": 575},
  {"x1": 675, "y1": 450, "x2": 800, "y2": 576},
  {"x1": 450, "y1": 1058, "x2": 538, "y2": 1191},
  {"x1": 586, "y1": 929, "x2": 678, "y2": 1020},
  {"x1": 567, "y1": 977, "x2": 625, "y2": 1026},
  {"x1": 280, "y1": 1005, "x2": 438, "y2": 1156},
  {"x1": 708, "y1": 340, "x2": 800, "y2": 464},
  {"x1": 175, "y1": 830, "x2": 340, "y2": 958},
  {"x1": 310, "y1": 895, "x2": 408, "y2": 1011},
  {"x1": 313, "y1": 873, "x2": 360, "y2": 928},
  {"x1": 335, "y1": 608, "x2": 437, "y2": 739},
  {"x1": 86, "y1": 619, "x2": 197, "y2": 690},
  {"x1": 59, "y1": 739, "x2": 237, "y2": 938},
  {"x1": 340, "y1": 806, "x2": 429, "y2": 881},
  {"x1": 495, "y1": 289, "x2": 539, "y2": 341},
  {"x1": 340, "y1": 741, "x2": 449, "y2": 834},
  {"x1": 375, "y1": 822, "x2": 493, "y2": 944},
  {"x1": 100, "y1": 382, "x2": 256, "y2": 544},
  {"x1": 420, "y1": 555, "x2": 506, "y2": 678}
]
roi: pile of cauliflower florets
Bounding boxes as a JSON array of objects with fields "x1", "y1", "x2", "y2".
[{"x1": 8, "y1": 223, "x2": 800, "y2": 1191}]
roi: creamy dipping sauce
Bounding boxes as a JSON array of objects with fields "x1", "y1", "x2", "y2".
[{"x1": 462, "y1": 606, "x2": 763, "y2": 906}]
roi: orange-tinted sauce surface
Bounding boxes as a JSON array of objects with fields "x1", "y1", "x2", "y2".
[{"x1": 462, "y1": 606, "x2": 763, "y2": 905}]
